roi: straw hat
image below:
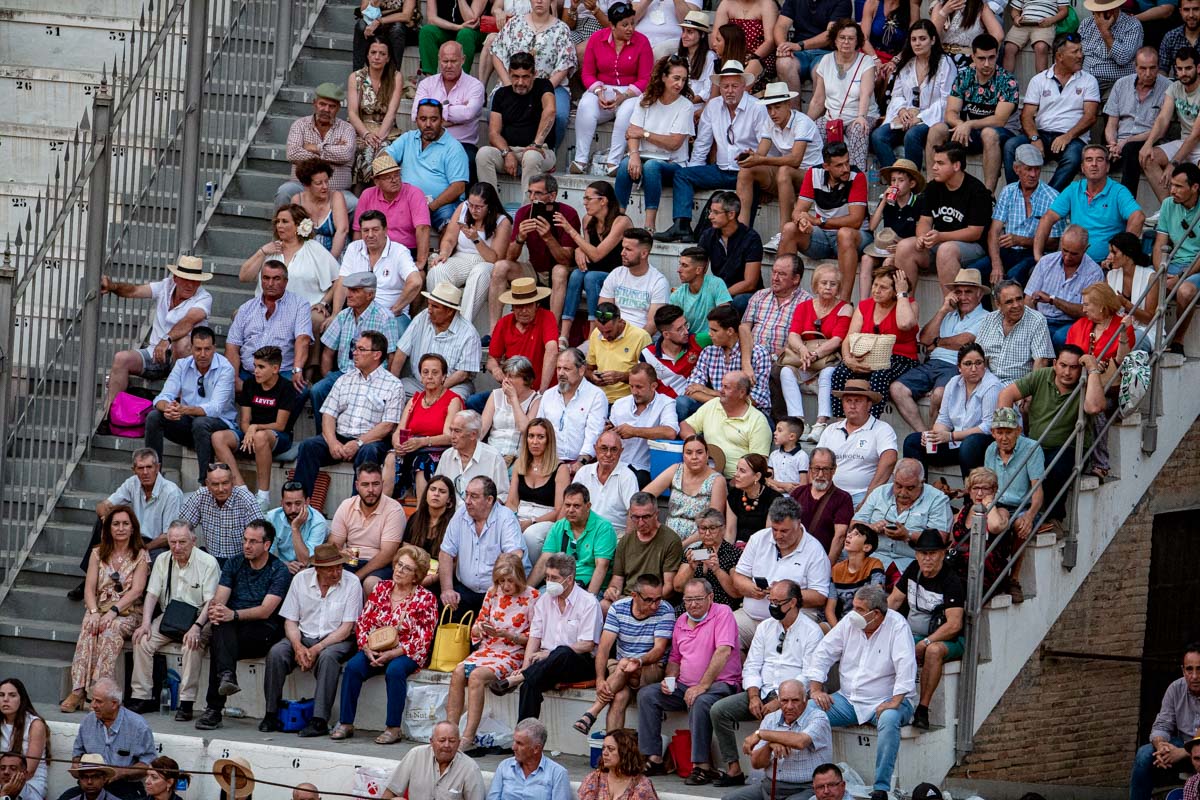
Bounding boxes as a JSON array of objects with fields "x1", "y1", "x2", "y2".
[
  {"x1": 167, "y1": 255, "x2": 213, "y2": 283},
  {"x1": 832, "y1": 378, "x2": 882, "y2": 404},
  {"x1": 370, "y1": 152, "x2": 400, "y2": 177},
  {"x1": 760, "y1": 81, "x2": 800, "y2": 105},
  {"x1": 213, "y1": 756, "x2": 256, "y2": 799},
  {"x1": 680, "y1": 10, "x2": 711, "y2": 31},
  {"x1": 867, "y1": 228, "x2": 900, "y2": 259},
  {"x1": 947, "y1": 268, "x2": 985, "y2": 289},
  {"x1": 880, "y1": 159, "x2": 926, "y2": 193},
  {"x1": 69, "y1": 755, "x2": 116, "y2": 780},
  {"x1": 1084, "y1": 0, "x2": 1123, "y2": 11},
  {"x1": 421, "y1": 281, "x2": 463, "y2": 311},
  {"x1": 499, "y1": 276, "x2": 552, "y2": 306}
]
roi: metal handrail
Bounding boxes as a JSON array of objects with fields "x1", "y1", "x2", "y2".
[
  {"x1": 954, "y1": 212, "x2": 1200, "y2": 761},
  {"x1": 0, "y1": 0, "x2": 327, "y2": 605}
]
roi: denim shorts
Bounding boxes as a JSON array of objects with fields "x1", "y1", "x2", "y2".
[
  {"x1": 231, "y1": 427, "x2": 293, "y2": 455},
  {"x1": 137, "y1": 347, "x2": 173, "y2": 380},
  {"x1": 804, "y1": 227, "x2": 873, "y2": 260},
  {"x1": 895, "y1": 359, "x2": 959, "y2": 396}
]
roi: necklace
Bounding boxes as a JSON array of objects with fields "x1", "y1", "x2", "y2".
[{"x1": 741, "y1": 482, "x2": 764, "y2": 511}]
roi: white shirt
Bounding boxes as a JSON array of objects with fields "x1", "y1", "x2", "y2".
[
  {"x1": 635, "y1": 0, "x2": 698, "y2": 46},
  {"x1": 608, "y1": 393, "x2": 679, "y2": 470},
  {"x1": 817, "y1": 416, "x2": 897, "y2": 500},
  {"x1": 744, "y1": 613, "x2": 825, "y2": 696},
  {"x1": 149, "y1": 277, "x2": 212, "y2": 343},
  {"x1": 600, "y1": 266, "x2": 671, "y2": 330},
  {"x1": 759, "y1": 109, "x2": 824, "y2": 170},
  {"x1": 769, "y1": 447, "x2": 810, "y2": 485},
  {"x1": 882, "y1": 57, "x2": 957, "y2": 128},
  {"x1": 735, "y1": 528, "x2": 832, "y2": 621},
  {"x1": 690, "y1": 92, "x2": 765, "y2": 170},
  {"x1": 339, "y1": 239, "x2": 418, "y2": 314},
  {"x1": 692, "y1": 51, "x2": 719, "y2": 104},
  {"x1": 529, "y1": 585, "x2": 605, "y2": 651},
  {"x1": 631, "y1": 95, "x2": 696, "y2": 162},
  {"x1": 540, "y1": 380, "x2": 610, "y2": 461},
  {"x1": 815, "y1": 51, "x2": 880, "y2": 121},
  {"x1": 1024, "y1": 67, "x2": 1102, "y2": 139},
  {"x1": 575, "y1": 462, "x2": 641, "y2": 535},
  {"x1": 804, "y1": 609, "x2": 919, "y2": 723},
  {"x1": 434, "y1": 440, "x2": 511, "y2": 503},
  {"x1": 280, "y1": 567, "x2": 364, "y2": 640}
]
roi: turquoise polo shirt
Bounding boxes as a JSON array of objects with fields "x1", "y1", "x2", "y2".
[
  {"x1": 670, "y1": 274, "x2": 733, "y2": 346},
  {"x1": 384, "y1": 129, "x2": 470, "y2": 203},
  {"x1": 985, "y1": 435, "x2": 1046, "y2": 511},
  {"x1": 1049, "y1": 177, "x2": 1141, "y2": 264},
  {"x1": 541, "y1": 511, "x2": 617, "y2": 589},
  {"x1": 1157, "y1": 197, "x2": 1200, "y2": 273}
]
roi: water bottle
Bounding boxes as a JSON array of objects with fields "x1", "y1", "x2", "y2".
[
  {"x1": 225, "y1": 706, "x2": 246, "y2": 718},
  {"x1": 867, "y1": 165, "x2": 881, "y2": 187},
  {"x1": 159, "y1": 686, "x2": 171, "y2": 714}
]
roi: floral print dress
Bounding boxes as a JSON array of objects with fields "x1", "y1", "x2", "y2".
[
  {"x1": 462, "y1": 585, "x2": 539, "y2": 678},
  {"x1": 352, "y1": 68, "x2": 401, "y2": 185},
  {"x1": 355, "y1": 581, "x2": 439, "y2": 665},
  {"x1": 70, "y1": 549, "x2": 148, "y2": 691}
]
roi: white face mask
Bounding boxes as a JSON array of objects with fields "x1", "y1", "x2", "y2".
[
  {"x1": 543, "y1": 581, "x2": 565, "y2": 598},
  {"x1": 846, "y1": 610, "x2": 872, "y2": 630}
]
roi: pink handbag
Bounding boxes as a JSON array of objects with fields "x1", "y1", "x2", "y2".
[{"x1": 110, "y1": 392, "x2": 153, "y2": 437}]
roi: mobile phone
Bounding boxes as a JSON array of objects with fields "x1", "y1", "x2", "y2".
[
  {"x1": 754, "y1": 576, "x2": 769, "y2": 590},
  {"x1": 693, "y1": 548, "x2": 711, "y2": 561},
  {"x1": 885, "y1": 522, "x2": 899, "y2": 531},
  {"x1": 532, "y1": 201, "x2": 554, "y2": 223},
  {"x1": 736, "y1": 151, "x2": 751, "y2": 162}
]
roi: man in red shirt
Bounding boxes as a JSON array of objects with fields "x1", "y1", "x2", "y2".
[
  {"x1": 640, "y1": 305, "x2": 702, "y2": 399},
  {"x1": 465, "y1": 278, "x2": 560, "y2": 413},
  {"x1": 487, "y1": 174, "x2": 579, "y2": 329}
]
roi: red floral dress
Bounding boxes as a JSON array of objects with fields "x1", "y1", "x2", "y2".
[
  {"x1": 355, "y1": 581, "x2": 439, "y2": 666},
  {"x1": 462, "y1": 585, "x2": 539, "y2": 678}
]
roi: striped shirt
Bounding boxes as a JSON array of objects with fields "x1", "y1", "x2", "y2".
[
  {"x1": 227, "y1": 290, "x2": 314, "y2": 373},
  {"x1": 743, "y1": 286, "x2": 813, "y2": 355},
  {"x1": 179, "y1": 485, "x2": 261, "y2": 558},
  {"x1": 689, "y1": 342, "x2": 775, "y2": 412},
  {"x1": 753, "y1": 705, "x2": 833, "y2": 784},
  {"x1": 320, "y1": 364, "x2": 406, "y2": 438},
  {"x1": 992, "y1": 181, "x2": 1064, "y2": 242},
  {"x1": 974, "y1": 308, "x2": 1056, "y2": 385},
  {"x1": 603, "y1": 596, "x2": 676, "y2": 662},
  {"x1": 320, "y1": 302, "x2": 399, "y2": 373}
]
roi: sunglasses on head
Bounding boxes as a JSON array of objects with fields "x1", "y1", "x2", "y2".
[
  {"x1": 596, "y1": 310, "x2": 618, "y2": 323},
  {"x1": 417, "y1": 98, "x2": 443, "y2": 108}
]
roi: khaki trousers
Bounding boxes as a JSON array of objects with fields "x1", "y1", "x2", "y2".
[{"x1": 130, "y1": 616, "x2": 208, "y2": 702}]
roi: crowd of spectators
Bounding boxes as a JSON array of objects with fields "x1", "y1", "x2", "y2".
[{"x1": 68, "y1": 0, "x2": 1200, "y2": 795}]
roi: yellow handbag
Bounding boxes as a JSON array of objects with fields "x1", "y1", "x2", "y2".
[{"x1": 428, "y1": 605, "x2": 474, "y2": 672}]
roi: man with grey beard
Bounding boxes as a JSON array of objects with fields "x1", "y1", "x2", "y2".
[
  {"x1": 536, "y1": 348, "x2": 609, "y2": 474},
  {"x1": 789, "y1": 447, "x2": 855, "y2": 562}
]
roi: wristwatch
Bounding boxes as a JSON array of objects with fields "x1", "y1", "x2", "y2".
[
  {"x1": 643, "y1": 130, "x2": 650, "y2": 140},
  {"x1": 500, "y1": 149, "x2": 511, "y2": 156},
  {"x1": 797, "y1": 41, "x2": 805, "y2": 51},
  {"x1": 355, "y1": 438, "x2": 365, "y2": 448},
  {"x1": 1030, "y1": 135, "x2": 1040, "y2": 142}
]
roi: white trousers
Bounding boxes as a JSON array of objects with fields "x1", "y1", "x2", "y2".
[
  {"x1": 780, "y1": 364, "x2": 837, "y2": 419},
  {"x1": 427, "y1": 251, "x2": 494, "y2": 328}
]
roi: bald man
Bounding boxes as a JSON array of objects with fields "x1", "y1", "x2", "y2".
[
  {"x1": 385, "y1": 722, "x2": 485, "y2": 800},
  {"x1": 293, "y1": 784, "x2": 320, "y2": 800}
]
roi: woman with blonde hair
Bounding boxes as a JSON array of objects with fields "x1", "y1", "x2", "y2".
[
  {"x1": 506, "y1": 418, "x2": 570, "y2": 560},
  {"x1": 333, "y1": 545, "x2": 438, "y2": 744},
  {"x1": 446, "y1": 553, "x2": 538, "y2": 754}
]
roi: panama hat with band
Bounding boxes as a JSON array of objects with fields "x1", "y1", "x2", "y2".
[
  {"x1": 761, "y1": 81, "x2": 800, "y2": 105},
  {"x1": 213, "y1": 756, "x2": 255, "y2": 799},
  {"x1": 310, "y1": 542, "x2": 348, "y2": 567},
  {"x1": 680, "y1": 10, "x2": 711, "y2": 31},
  {"x1": 499, "y1": 276, "x2": 552, "y2": 306},
  {"x1": 421, "y1": 281, "x2": 464, "y2": 311},
  {"x1": 947, "y1": 268, "x2": 985, "y2": 289},
  {"x1": 167, "y1": 255, "x2": 213, "y2": 283},
  {"x1": 832, "y1": 378, "x2": 882, "y2": 404},
  {"x1": 867, "y1": 228, "x2": 900, "y2": 259},
  {"x1": 879, "y1": 158, "x2": 926, "y2": 193},
  {"x1": 69, "y1": 755, "x2": 117, "y2": 780},
  {"x1": 371, "y1": 152, "x2": 401, "y2": 177}
]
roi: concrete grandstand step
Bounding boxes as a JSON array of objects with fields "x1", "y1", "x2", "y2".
[
  {"x1": 0, "y1": 9, "x2": 176, "y2": 72},
  {"x1": 0, "y1": 65, "x2": 131, "y2": 130},
  {"x1": 5, "y1": 583, "x2": 95, "y2": 625}
]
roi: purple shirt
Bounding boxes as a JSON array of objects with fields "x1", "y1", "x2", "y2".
[
  {"x1": 412, "y1": 72, "x2": 487, "y2": 146},
  {"x1": 670, "y1": 601, "x2": 742, "y2": 688},
  {"x1": 353, "y1": 183, "x2": 431, "y2": 249}
]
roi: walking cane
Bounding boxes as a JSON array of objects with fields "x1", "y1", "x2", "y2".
[{"x1": 770, "y1": 755, "x2": 779, "y2": 800}]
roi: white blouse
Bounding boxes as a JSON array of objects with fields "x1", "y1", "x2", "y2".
[{"x1": 882, "y1": 56, "x2": 958, "y2": 128}]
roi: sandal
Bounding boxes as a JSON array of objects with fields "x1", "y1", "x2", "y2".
[
  {"x1": 59, "y1": 691, "x2": 84, "y2": 713},
  {"x1": 573, "y1": 711, "x2": 597, "y2": 734},
  {"x1": 329, "y1": 723, "x2": 354, "y2": 740},
  {"x1": 375, "y1": 727, "x2": 403, "y2": 745},
  {"x1": 489, "y1": 678, "x2": 517, "y2": 696}
]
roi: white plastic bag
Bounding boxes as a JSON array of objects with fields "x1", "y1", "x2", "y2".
[
  {"x1": 352, "y1": 766, "x2": 392, "y2": 799},
  {"x1": 401, "y1": 682, "x2": 449, "y2": 742},
  {"x1": 474, "y1": 709, "x2": 514, "y2": 749},
  {"x1": 837, "y1": 762, "x2": 873, "y2": 798}
]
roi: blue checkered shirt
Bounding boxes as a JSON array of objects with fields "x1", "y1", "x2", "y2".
[
  {"x1": 993, "y1": 181, "x2": 1064, "y2": 241},
  {"x1": 320, "y1": 364, "x2": 406, "y2": 438},
  {"x1": 227, "y1": 290, "x2": 314, "y2": 373},
  {"x1": 179, "y1": 485, "x2": 261, "y2": 558},
  {"x1": 753, "y1": 705, "x2": 833, "y2": 785},
  {"x1": 1024, "y1": 252, "x2": 1105, "y2": 322},
  {"x1": 320, "y1": 301, "x2": 399, "y2": 373},
  {"x1": 688, "y1": 342, "x2": 775, "y2": 412}
]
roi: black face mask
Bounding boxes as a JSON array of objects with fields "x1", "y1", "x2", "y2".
[{"x1": 768, "y1": 602, "x2": 789, "y2": 621}]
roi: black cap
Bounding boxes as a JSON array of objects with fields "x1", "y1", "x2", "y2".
[
  {"x1": 912, "y1": 529, "x2": 948, "y2": 552},
  {"x1": 911, "y1": 783, "x2": 943, "y2": 800}
]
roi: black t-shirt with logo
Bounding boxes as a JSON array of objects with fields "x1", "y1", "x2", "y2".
[
  {"x1": 916, "y1": 173, "x2": 993, "y2": 243},
  {"x1": 882, "y1": 194, "x2": 922, "y2": 239},
  {"x1": 897, "y1": 562, "x2": 965, "y2": 637},
  {"x1": 238, "y1": 377, "x2": 298, "y2": 432}
]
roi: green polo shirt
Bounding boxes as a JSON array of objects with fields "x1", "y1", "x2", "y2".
[
  {"x1": 1014, "y1": 367, "x2": 1090, "y2": 450},
  {"x1": 542, "y1": 511, "x2": 617, "y2": 588}
]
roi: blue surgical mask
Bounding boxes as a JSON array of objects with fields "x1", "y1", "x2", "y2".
[{"x1": 687, "y1": 611, "x2": 708, "y2": 624}]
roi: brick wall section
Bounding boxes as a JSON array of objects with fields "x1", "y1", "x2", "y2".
[{"x1": 951, "y1": 421, "x2": 1200, "y2": 786}]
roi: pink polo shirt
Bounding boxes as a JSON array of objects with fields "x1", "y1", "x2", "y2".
[
  {"x1": 582, "y1": 29, "x2": 654, "y2": 92},
  {"x1": 670, "y1": 602, "x2": 742, "y2": 688},
  {"x1": 353, "y1": 183, "x2": 431, "y2": 249}
]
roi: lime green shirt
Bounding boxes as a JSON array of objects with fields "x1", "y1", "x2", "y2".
[{"x1": 542, "y1": 511, "x2": 617, "y2": 589}]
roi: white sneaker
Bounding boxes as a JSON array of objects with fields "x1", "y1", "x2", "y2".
[
  {"x1": 805, "y1": 422, "x2": 827, "y2": 442},
  {"x1": 1146, "y1": 210, "x2": 1161, "y2": 226},
  {"x1": 256, "y1": 489, "x2": 271, "y2": 511},
  {"x1": 764, "y1": 232, "x2": 783, "y2": 251}
]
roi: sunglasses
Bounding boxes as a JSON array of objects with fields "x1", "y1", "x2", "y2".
[
  {"x1": 417, "y1": 98, "x2": 443, "y2": 108},
  {"x1": 111, "y1": 572, "x2": 124, "y2": 594},
  {"x1": 196, "y1": 374, "x2": 206, "y2": 399},
  {"x1": 207, "y1": 462, "x2": 230, "y2": 473},
  {"x1": 596, "y1": 310, "x2": 618, "y2": 323}
]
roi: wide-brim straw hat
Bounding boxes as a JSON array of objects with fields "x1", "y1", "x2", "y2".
[
  {"x1": 499, "y1": 276, "x2": 552, "y2": 306},
  {"x1": 69, "y1": 755, "x2": 116, "y2": 780},
  {"x1": 880, "y1": 159, "x2": 926, "y2": 193},
  {"x1": 421, "y1": 281, "x2": 463, "y2": 311},
  {"x1": 213, "y1": 756, "x2": 256, "y2": 799},
  {"x1": 832, "y1": 378, "x2": 882, "y2": 404},
  {"x1": 167, "y1": 254, "x2": 213, "y2": 282}
]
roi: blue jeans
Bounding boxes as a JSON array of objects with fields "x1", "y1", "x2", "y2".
[
  {"x1": 1131, "y1": 737, "x2": 1190, "y2": 800},
  {"x1": 824, "y1": 692, "x2": 915, "y2": 791},
  {"x1": 1003, "y1": 131, "x2": 1084, "y2": 191},
  {"x1": 615, "y1": 157, "x2": 682, "y2": 211},
  {"x1": 676, "y1": 394, "x2": 703, "y2": 421},
  {"x1": 870, "y1": 123, "x2": 931, "y2": 170},
  {"x1": 793, "y1": 48, "x2": 830, "y2": 80},
  {"x1": 309, "y1": 369, "x2": 343, "y2": 419},
  {"x1": 465, "y1": 390, "x2": 490, "y2": 413},
  {"x1": 338, "y1": 651, "x2": 419, "y2": 728},
  {"x1": 902, "y1": 430, "x2": 992, "y2": 479},
  {"x1": 969, "y1": 248, "x2": 1036, "y2": 285},
  {"x1": 562, "y1": 268, "x2": 608, "y2": 321},
  {"x1": 554, "y1": 85, "x2": 571, "y2": 153},
  {"x1": 671, "y1": 164, "x2": 738, "y2": 221},
  {"x1": 292, "y1": 434, "x2": 392, "y2": 498},
  {"x1": 1046, "y1": 317, "x2": 1073, "y2": 350},
  {"x1": 430, "y1": 203, "x2": 458, "y2": 230}
]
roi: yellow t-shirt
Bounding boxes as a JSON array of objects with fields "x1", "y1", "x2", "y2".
[{"x1": 586, "y1": 323, "x2": 652, "y2": 403}]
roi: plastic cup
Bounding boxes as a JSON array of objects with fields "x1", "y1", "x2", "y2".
[{"x1": 664, "y1": 676, "x2": 677, "y2": 693}]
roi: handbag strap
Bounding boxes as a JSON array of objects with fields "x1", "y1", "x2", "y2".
[
  {"x1": 164, "y1": 555, "x2": 173, "y2": 605},
  {"x1": 836, "y1": 55, "x2": 865, "y2": 118},
  {"x1": 809, "y1": 487, "x2": 836, "y2": 535}
]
